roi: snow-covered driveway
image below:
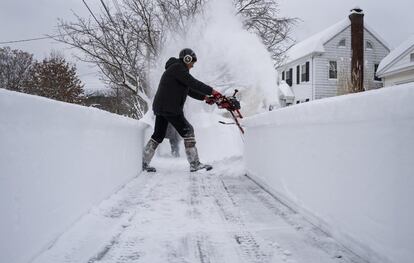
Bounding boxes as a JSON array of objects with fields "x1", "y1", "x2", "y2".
[{"x1": 34, "y1": 157, "x2": 364, "y2": 263}]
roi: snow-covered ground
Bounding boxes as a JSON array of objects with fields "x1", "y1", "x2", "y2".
[
  {"x1": 33, "y1": 157, "x2": 363, "y2": 263},
  {"x1": 244, "y1": 83, "x2": 414, "y2": 263},
  {"x1": 2, "y1": 83, "x2": 413, "y2": 263}
]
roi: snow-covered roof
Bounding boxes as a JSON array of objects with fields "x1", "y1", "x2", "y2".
[
  {"x1": 282, "y1": 17, "x2": 390, "y2": 66},
  {"x1": 377, "y1": 34, "x2": 414, "y2": 76},
  {"x1": 278, "y1": 81, "x2": 295, "y2": 99},
  {"x1": 283, "y1": 18, "x2": 350, "y2": 65}
]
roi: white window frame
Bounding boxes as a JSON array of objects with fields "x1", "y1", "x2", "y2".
[
  {"x1": 338, "y1": 38, "x2": 346, "y2": 48},
  {"x1": 301, "y1": 64, "x2": 307, "y2": 82},
  {"x1": 328, "y1": 60, "x2": 338, "y2": 79}
]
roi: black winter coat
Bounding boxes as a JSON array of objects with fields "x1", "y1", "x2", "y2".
[{"x1": 152, "y1": 57, "x2": 213, "y2": 116}]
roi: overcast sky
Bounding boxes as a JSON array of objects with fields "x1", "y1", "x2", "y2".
[
  {"x1": 0, "y1": 0, "x2": 103, "y2": 91},
  {"x1": 1, "y1": 0, "x2": 413, "y2": 90},
  {"x1": 279, "y1": 0, "x2": 414, "y2": 48}
]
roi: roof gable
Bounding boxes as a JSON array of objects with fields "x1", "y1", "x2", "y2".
[
  {"x1": 283, "y1": 19, "x2": 350, "y2": 65},
  {"x1": 377, "y1": 34, "x2": 414, "y2": 76},
  {"x1": 283, "y1": 17, "x2": 389, "y2": 66}
]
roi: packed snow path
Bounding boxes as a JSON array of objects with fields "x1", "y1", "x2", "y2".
[{"x1": 34, "y1": 157, "x2": 365, "y2": 263}]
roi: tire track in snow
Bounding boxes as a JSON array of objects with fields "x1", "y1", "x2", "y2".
[
  {"x1": 187, "y1": 173, "x2": 223, "y2": 263},
  {"x1": 199, "y1": 173, "x2": 273, "y2": 263},
  {"x1": 88, "y1": 174, "x2": 165, "y2": 263},
  {"x1": 35, "y1": 158, "x2": 369, "y2": 263}
]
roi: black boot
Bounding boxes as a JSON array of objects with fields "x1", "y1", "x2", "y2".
[
  {"x1": 142, "y1": 138, "x2": 159, "y2": 172},
  {"x1": 143, "y1": 162, "x2": 156, "y2": 172}
]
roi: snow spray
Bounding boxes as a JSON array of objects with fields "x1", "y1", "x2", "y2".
[{"x1": 150, "y1": 0, "x2": 279, "y2": 116}]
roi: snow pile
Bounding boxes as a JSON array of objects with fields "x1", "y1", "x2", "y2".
[
  {"x1": 149, "y1": 0, "x2": 278, "y2": 116},
  {"x1": 0, "y1": 89, "x2": 147, "y2": 263},
  {"x1": 244, "y1": 84, "x2": 414, "y2": 263}
]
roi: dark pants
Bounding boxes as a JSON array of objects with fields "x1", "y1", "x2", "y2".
[{"x1": 151, "y1": 114, "x2": 194, "y2": 144}]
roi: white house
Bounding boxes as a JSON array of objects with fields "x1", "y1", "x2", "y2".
[
  {"x1": 376, "y1": 35, "x2": 414, "y2": 87},
  {"x1": 277, "y1": 8, "x2": 390, "y2": 105}
]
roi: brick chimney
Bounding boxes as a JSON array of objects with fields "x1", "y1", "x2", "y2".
[{"x1": 349, "y1": 8, "x2": 364, "y2": 92}]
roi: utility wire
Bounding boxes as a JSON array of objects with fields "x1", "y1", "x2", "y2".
[
  {"x1": 1, "y1": 1, "x2": 104, "y2": 45},
  {"x1": 0, "y1": 34, "x2": 64, "y2": 45},
  {"x1": 0, "y1": 1, "x2": 124, "y2": 46}
]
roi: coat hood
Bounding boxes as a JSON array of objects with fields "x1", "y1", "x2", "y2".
[{"x1": 165, "y1": 57, "x2": 182, "y2": 69}]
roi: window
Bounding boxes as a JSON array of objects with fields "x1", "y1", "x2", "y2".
[
  {"x1": 282, "y1": 71, "x2": 285, "y2": 80},
  {"x1": 374, "y1": 64, "x2": 381, "y2": 81},
  {"x1": 286, "y1": 68, "x2": 293, "y2": 86},
  {"x1": 338, "y1": 39, "x2": 346, "y2": 47},
  {"x1": 329, "y1": 61, "x2": 337, "y2": 79},
  {"x1": 301, "y1": 64, "x2": 306, "y2": 81},
  {"x1": 296, "y1": 65, "x2": 300, "y2": 84},
  {"x1": 366, "y1": 41, "x2": 373, "y2": 50},
  {"x1": 301, "y1": 62, "x2": 310, "y2": 82},
  {"x1": 411, "y1": 53, "x2": 414, "y2": 62}
]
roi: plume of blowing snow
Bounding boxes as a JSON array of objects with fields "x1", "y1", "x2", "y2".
[{"x1": 149, "y1": 0, "x2": 279, "y2": 117}]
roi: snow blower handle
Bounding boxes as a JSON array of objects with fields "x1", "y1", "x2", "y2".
[
  {"x1": 207, "y1": 89, "x2": 244, "y2": 134},
  {"x1": 205, "y1": 89, "x2": 222, "y2": 105}
]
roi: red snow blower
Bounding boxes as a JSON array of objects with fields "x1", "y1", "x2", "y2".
[{"x1": 206, "y1": 89, "x2": 244, "y2": 134}]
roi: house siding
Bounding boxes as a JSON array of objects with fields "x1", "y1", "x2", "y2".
[
  {"x1": 277, "y1": 56, "x2": 313, "y2": 103},
  {"x1": 315, "y1": 26, "x2": 389, "y2": 99},
  {"x1": 384, "y1": 69, "x2": 414, "y2": 86},
  {"x1": 277, "y1": 23, "x2": 389, "y2": 105},
  {"x1": 315, "y1": 26, "x2": 352, "y2": 99},
  {"x1": 364, "y1": 29, "x2": 390, "y2": 89}
]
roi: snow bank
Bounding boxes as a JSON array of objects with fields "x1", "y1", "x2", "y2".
[
  {"x1": 244, "y1": 84, "x2": 414, "y2": 263},
  {"x1": 0, "y1": 89, "x2": 146, "y2": 263}
]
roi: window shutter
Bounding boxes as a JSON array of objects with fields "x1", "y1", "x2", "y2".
[
  {"x1": 289, "y1": 68, "x2": 293, "y2": 86},
  {"x1": 296, "y1": 65, "x2": 300, "y2": 84},
  {"x1": 282, "y1": 71, "x2": 285, "y2": 80},
  {"x1": 306, "y1": 62, "x2": 310, "y2": 82}
]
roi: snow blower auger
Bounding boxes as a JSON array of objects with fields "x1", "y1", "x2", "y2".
[{"x1": 206, "y1": 89, "x2": 244, "y2": 134}]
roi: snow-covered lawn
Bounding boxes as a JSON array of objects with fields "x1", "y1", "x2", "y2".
[{"x1": 34, "y1": 157, "x2": 362, "y2": 263}]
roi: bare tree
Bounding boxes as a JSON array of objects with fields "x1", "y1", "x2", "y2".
[
  {"x1": 0, "y1": 47, "x2": 34, "y2": 91},
  {"x1": 56, "y1": 0, "x2": 295, "y2": 118},
  {"x1": 234, "y1": 0, "x2": 296, "y2": 66}
]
